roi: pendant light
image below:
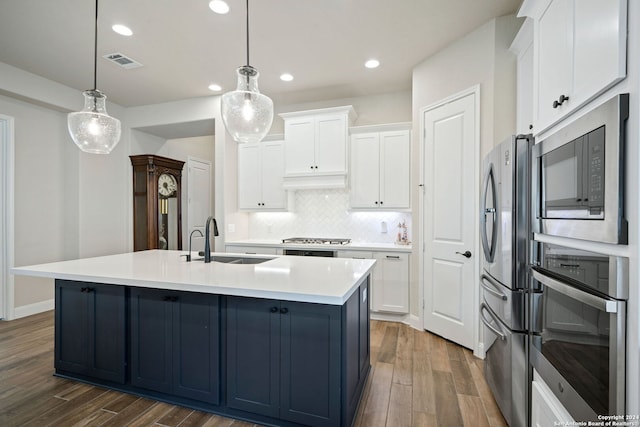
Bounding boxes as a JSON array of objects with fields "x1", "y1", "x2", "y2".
[
  {"x1": 67, "y1": 0, "x2": 121, "y2": 154},
  {"x1": 221, "y1": 0, "x2": 274, "y2": 143}
]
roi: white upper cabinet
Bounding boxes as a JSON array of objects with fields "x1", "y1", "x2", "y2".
[
  {"x1": 280, "y1": 106, "x2": 356, "y2": 190},
  {"x1": 349, "y1": 124, "x2": 411, "y2": 210},
  {"x1": 510, "y1": 19, "x2": 534, "y2": 134},
  {"x1": 237, "y1": 139, "x2": 287, "y2": 211},
  {"x1": 520, "y1": 0, "x2": 627, "y2": 133}
]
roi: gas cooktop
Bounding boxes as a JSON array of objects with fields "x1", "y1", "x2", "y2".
[{"x1": 282, "y1": 237, "x2": 351, "y2": 245}]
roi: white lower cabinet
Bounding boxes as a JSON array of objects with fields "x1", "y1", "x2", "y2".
[
  {"x1": 372, "y1": 252, "x2": 409, "y2": 314},
  {"x1": 337, "y1": 250, "x2": 409, "y2": 314},
  {"x1": 225, "y1": 245, "x2": 279, "y2": 255},
  {"x1": 336, "y1": 250, "x2": 374, "y2": 260},
  {"x1": 531, "y1": 370, "x2": 574, "y2": 427}
]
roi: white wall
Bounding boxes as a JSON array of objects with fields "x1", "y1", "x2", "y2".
[
  {"x1": 270, "y1": 91, "x2": 412, "y2": 134},
  {"x1": 411, "y1": 15, "x2": 520, "y2": 317},
  {"x1": 0, "y1": 63, "x2": 228, "y2": 317},
  {"x1": 0, "y1": 94, "x2": 79, "y2": 311}
]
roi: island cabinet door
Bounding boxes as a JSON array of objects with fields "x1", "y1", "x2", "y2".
[
  {"x1": 55, "y1": 280, "x2": 126, "y2": 384},
  {"x1": 130, "y1": 288, "x2": 173, "y2": 394},
  {"x1": 279, "y1": 301, "x2": 342, "y2": 427},
  {"x1": 172, "y1": 293, "x2": 221, "y2": 404},
  {"x1": 130, "y1": 288, "x2": 221, "y2": 404},
  {"x1": 226, "y1": 297, "x2": 281, "y2": 418}
]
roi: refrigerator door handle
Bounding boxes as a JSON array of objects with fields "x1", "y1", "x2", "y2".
[
  {"x1": 481, "y1": 164, "x2": 498, "y2": 262},
  {"x1": 480, "y1": 274, "x2": 508, "y2": 300},
  {"x1": 480, "y1": 302, "x2": 507, "y2": 340}
]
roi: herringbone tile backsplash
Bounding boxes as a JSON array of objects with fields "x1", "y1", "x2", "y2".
[{"x1": 248, "y1": 189, "x2": 412, "y2": 243}]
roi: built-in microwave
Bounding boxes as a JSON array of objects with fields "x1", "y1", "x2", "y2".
[{"x1": 532, "y1": 93, "x2": 629, "y2": 244}]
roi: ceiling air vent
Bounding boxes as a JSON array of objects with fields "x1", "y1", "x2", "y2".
[{"x1": 103, "y1": 53, "x2": 143, "y2": 69}]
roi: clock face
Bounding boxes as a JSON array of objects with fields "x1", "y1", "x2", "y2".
[{"x1": 158, "y1": 173, "x2": 177, "y2": 197}]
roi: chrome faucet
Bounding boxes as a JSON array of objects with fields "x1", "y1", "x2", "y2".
[{"x1": 203, "y1": 216, "x2": 219, "y2": 263}]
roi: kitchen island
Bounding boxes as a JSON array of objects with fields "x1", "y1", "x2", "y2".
[{"x1": 12, "y1": 250, "x2": 375, "y2": 427}]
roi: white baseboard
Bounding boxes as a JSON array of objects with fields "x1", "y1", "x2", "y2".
[
  {"x1": 13, "y1": 299, "x2": 54, "y2": 319},
  {"x1": 370, "y1": 312, "x2": 423, "y2": 331},
  {"x1": 475, "y1": 342, "x2": 485, "y2": 359}
]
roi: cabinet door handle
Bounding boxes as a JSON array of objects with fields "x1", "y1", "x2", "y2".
[
  {"x1": 374, "y1": 201, "x2": 379, "y2": 205},
  {"x1": 81, "y1": 287, "x2": 94, "y2": 293},
  {"x1": 379, "y1": 201, "x2": 383, "y2": 205},
  {"x1": 270, "y1": 306, "x2": 279, "y2": 313},
  {"x1": 314, "y1": 166, "x2": 318, "y2": 169},
  {"x1": 386, "y1": 255, "x2": 400, "y2": 259},
  {"x1": 280, "y1": 307, "x2": 289, "y2": 314},
  {"x1": 552, "y1": 94, "x2": 570, "y2": 108}
]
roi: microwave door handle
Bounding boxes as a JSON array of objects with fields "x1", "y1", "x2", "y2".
[
  {"x1": 480, "y1": 275, "x2": 508, "y2": 301},
  {"x1": 480, "y1": 303, "x2": 507, "y2": 340},
  {"x1": 531, "y1": 268, "x2": 619, "y2": 313}
]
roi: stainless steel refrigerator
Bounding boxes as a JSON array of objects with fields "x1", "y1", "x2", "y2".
[{"x1": 480, "y1": 134, "x2": 532, "y2": 427}]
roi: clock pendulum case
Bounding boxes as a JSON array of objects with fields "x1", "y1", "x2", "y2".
[{"x1": 130, "y1": 155, "x2": 185, "y2": 251}]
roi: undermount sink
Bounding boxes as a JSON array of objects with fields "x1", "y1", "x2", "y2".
[{"x1": 209, "y1": 255, "x2": 273, "y2": 264}]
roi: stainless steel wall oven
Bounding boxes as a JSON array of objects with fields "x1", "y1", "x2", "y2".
[
  {"x1": 530, "y1": 241, "x2": 628, "y2": 421},
  {"x1": 532, "y1": 93, "x2": 629, "y2": 244}
]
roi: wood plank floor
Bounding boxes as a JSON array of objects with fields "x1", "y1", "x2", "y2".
[{"x1": 0, "y1": 311, "x2": 507, "y2": 427}]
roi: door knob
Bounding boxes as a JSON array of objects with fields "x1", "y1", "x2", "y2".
[{"x1": 456, "y1": 251, "x2": 472, "y2": 258}]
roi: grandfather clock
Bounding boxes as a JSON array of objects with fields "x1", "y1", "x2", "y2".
[{"x1": 130, "y1": 155, "x2": 185, "y2": 251}]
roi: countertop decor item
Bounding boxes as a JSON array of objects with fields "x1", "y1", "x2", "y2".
[
  {"x1": 67, "y1": 0, "x2": 121, "y2": 154},
  {"x1": 395, "y1": 221, "x2": 411, "y2": 245},
  {"x1": 221, "y1": 0, "x2": 273, "y2": 143}
]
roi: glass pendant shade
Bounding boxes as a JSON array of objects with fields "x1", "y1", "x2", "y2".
[
  {"x1": 221, "y1": 65, "x2": 274, "y2": 143},
  {"x1": 68, "y1": 89, "x2": 122, "y2": 154}
]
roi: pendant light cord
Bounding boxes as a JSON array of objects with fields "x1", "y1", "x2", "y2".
[
  {"x1": 93, "y1": 0, "x2": 98, "y2": 91},
  {"x1": 245, "y1": 0, "x2": 250, "y2": 66}
]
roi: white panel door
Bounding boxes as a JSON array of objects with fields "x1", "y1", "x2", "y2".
[
  {"x1": 187, "y1": 157, "x2": 212, "y2": 253},
  {"x1": 422, "y1": 91, "x2": 477, "y2": 350}
]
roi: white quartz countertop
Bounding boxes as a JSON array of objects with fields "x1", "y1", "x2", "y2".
[
  {"x1": 11, "y1": 250, "x2": 376, "y2": 305},
  {"x1": 225, "y1": 239, "x2": 412, "y2": 252}
]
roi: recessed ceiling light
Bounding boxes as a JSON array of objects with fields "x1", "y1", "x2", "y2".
[
  {"x1": 112, "y1": 24, "x2": 133, "y2": 36},
  {"x1": 209, "y1": 0, "x2": 230, "y2": 14},
  {"x1": 280, "y1": 73, "x2": 294, "y2": 82},
  {"x1": 365, "y1": 59, "x2": 380, "y2": 69},
  {"x1": 208, "y1": 84, "x2": 222, "y2": 92}
]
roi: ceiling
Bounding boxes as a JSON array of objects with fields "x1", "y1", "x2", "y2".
[{"x1": 0, "y1": 0, "x2": 522, "y2": 109}]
